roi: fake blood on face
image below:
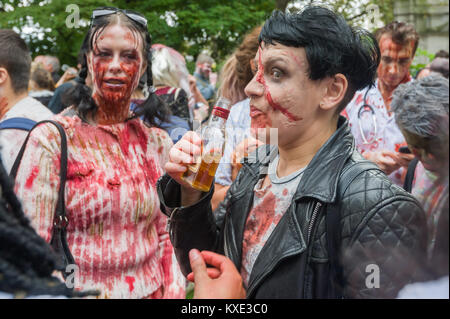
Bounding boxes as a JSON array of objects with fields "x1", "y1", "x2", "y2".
[
  {"x1": 90, "y1": 27, "x2": 142, "y2": 124},
  {"x1": 92, "y1": 54, "x2": 140, "y2": 101},
  {"x1": 256, "y1": 48, "x2": 302, "y2": 123}
]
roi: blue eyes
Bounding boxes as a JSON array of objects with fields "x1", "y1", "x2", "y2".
[{"x1": 271, "y1": 69, "x2": 283, "y2": 80}]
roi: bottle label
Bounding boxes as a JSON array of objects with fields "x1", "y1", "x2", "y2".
[{"x1": 212, "y1": 106, "x2": 230, "y2": 119}]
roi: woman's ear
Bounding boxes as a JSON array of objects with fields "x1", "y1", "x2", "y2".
[
  {"x1": 0, "y1": 67, "x2": 8, "y2": 86},
  {"x1": 319, "y1": 73, "x2": 348, "y2": 111}
]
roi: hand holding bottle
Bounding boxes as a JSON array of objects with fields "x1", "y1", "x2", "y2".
[{"x1": 165, "y1": 131, "x2": 205, "y2": 205}]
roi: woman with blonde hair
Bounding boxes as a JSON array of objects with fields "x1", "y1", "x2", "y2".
[
  {"x1": 212, "y1": 25, "x2": 263, "y2": 210},
  {"x1": 13, "y1": 7, "x2": 185, "y2": 299},
  {"x1": 152, "y1": 44, "x2": 209, "y2": 125}
]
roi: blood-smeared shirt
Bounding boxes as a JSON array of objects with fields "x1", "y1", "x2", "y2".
[
  {"x1": 13, "y1": 112, "x2": 185, "y2": 299},
  {"x1": 344, "y1": 79, "x2": 410, "y2": 185},
  {"x1": 241, "y1": 154, "x2": 306, "y2": 287}
]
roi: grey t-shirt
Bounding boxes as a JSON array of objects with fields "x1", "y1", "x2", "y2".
[{"x1": 240, "y1": 154, "x2": 306, "y2": 287}]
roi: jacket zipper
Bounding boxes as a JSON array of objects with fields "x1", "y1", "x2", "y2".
[
  {"x1": 166, "y1": 207, "x2": 179, "y2": 233},
  {"x1": 307, "y1": 202, "x2": 323, "y2": 243}
]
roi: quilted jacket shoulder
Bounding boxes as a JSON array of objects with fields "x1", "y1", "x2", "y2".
[{"x1": 311, "y1": 152, "x2": 428, "y2": 298}]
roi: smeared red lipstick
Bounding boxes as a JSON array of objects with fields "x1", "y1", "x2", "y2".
[{"x1": 250, "y1": 105, "x2": 264, "y2": 117}]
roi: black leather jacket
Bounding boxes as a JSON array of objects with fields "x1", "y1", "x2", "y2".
[{"x1": 157, "y1": 117, "x2": 427, "y2": 298}]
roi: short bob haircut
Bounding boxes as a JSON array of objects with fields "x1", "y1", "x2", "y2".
[{"x1": 259, "y1": 6, "x2": 380, "y2": 112}]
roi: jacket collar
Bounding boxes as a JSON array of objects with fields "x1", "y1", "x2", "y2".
[{"x1": 243, "y1": 116, "x2": 355, "y2": 204}]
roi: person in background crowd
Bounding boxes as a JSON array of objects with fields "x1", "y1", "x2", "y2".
[
  {"x1": 434, "y1": 49, "x2": 449, "y2": 59},
  {"x1": 188, "y1": 73, "x2": 209, "y2": 123},
  {"x1": 151, "y1": 44, "x2": 209, "y2": 123},
  {"x1": 344, "y1": 21, "x2": 418, "y2": 186},
  {"x1": 0, "y1": 29, "x2": 53, "y2": 173},
  {"x1": 54, "y1": 65, "x2": 78, "y2": 89},
  {"x1": 429, "y1": 57, "x2": 449, "y2": 79},
  {"x1": 28, "y1": 63, "x2": 54, "y2": 107},
  {"x1": 131, "y1": 50, "x2": 190, "y2": 144},
  {"x1": 393, "y1": 75, "x2": 449, "y2": 299},
  {"x1": 158, "y1": 7, "x2": 427, "y2": 299},
  {"x1": 416, "y1": 55, "x2": 449, "y2": 80},
  {"x1": 152, "y1": 44, "x2": 193, "y2": 126},
  {"x1": 13, "y1": 8, "x2": 185, "y2": 299},
  {"x1": 194, "y1": 53, "x2": 215, "y2": 102},
  {"x1": 34, "y1": 55, "x2": 61, "y2": 83},
  {"x1": 392, "y1": 75, "x2": 449, "y2": 278},
  {"x1": 48, "y1": 50, "x2": 91, "y2": 114},
  {"x1": 212, "y1": 25, "x2": 264, "y2": 210}
]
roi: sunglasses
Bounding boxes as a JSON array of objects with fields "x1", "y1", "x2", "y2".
[{"x1": 91, "y1": 7, "x2": 147, "y2": 28}]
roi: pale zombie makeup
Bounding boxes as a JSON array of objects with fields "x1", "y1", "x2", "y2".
[
  {"x1": 402, "y1": 129, "x2": 449, "y2": 175},
  {"x1": 88, "y1": 24, "x2": 144, "y2": 122},
  {"x1": 377, "y1": 34, "x2": 414, "y2": 88},
  {"x1": 247, "y1": 43, "x2": 325, "y2": 143}
]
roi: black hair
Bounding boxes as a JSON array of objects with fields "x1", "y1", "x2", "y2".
[
  {"x1": 0, "y1": 29, "x2": 31, "y2": 94},
  {"x1": 66, "y1": 11, "x2": 169, "y2": 127},
  {"x1": 259, "y1": 7, "x2": 380, "y2": 112},
  {"x1": 0, "y1": 155, "x2": 94, "y2": 298},
  {"x1": 435, "y1": 50, "x2": 449, "y2": 59}
]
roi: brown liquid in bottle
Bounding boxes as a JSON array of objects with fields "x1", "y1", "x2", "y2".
[
  {"x1": 181, "y1": 97, "x2": 231, "y2": 192},
  {"x1": 182, "y1": 153, "x2": 222, "y2": 192}
]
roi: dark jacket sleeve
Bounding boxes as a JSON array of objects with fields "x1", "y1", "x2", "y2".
[
  {"x1": 340, "y1": 170, "x2": 428, "y2": 299},
  {"x1": 156, "y1": 174, "x2": 221, "y2": 276}
]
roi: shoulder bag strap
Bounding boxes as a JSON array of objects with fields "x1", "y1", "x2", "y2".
[
  {"x1": 10, "y1": 120, "x2": 72, "y2": 271},
  {"x1": 403, "y1": 158, "x2": 419, "y2": 193}
]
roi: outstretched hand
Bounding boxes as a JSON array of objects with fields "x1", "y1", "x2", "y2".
[{"x1": 188, "y1": 249, "x2": 246, "y2": 299}]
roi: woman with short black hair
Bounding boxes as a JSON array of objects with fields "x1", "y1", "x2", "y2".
[{"x1": 158, "y1": 6, "x2": 427, "y2": 299}]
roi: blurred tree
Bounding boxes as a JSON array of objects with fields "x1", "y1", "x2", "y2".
[
  {"x1": 287, "y1": 0, "x2": 395, "y2": 30},
  {"x1": 0, "y1": 0, "x2": 399, "y2": 72},
  {"x1": 0, "y1": 0, "x2": 275, "y2": 71}
]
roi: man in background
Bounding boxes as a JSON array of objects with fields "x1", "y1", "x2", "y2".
[
  {"x1": 194, "y1": 53, "x2": 215, "y2": 102},
  {"x1": 34, "y1": 55, "x2": 61, "y2": 83},
  {"x1": 344, "y1": 21, "x2": 419, "y2": 185},
  {"x1": 0, "y1": 29, "x2": 52, "y2": 173}
]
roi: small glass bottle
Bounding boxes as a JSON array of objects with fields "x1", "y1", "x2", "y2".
[{"x1": 181, "y1": 97, "x2": 232, "y2": 192}]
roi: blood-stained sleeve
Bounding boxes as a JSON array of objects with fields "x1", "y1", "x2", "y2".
[
  {"x1": 13, "y1": 123, "x2": 62, "y2": 243},
  {"x1": 155, "y1": 210, "x2": 186, "y2": 298},
  {"x1": 152, "y1": 127, "x2": 186, "y2": 298}
]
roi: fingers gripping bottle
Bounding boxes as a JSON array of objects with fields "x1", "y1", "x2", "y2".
[{"x1": 181, "y1": 97, "x2": 232, "y2": 192}]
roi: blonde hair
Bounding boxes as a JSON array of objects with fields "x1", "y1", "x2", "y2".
[
  {"x1": 151, "y1": 44, "x2": 190, "y2": 95},
  {"x1": 216, "y1": 55, "x2": 246, "y2": 105},
  {"x1": 216, "y1": 25, "x2": 262, "y2": 105}
]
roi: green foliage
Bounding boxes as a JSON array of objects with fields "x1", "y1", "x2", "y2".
[
  {"x1": 0, "y1": 0, "x2": 275, "y2": 70},
  {"x1": 410, "y1": 48, "x2": 435, "y2": 76}
]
